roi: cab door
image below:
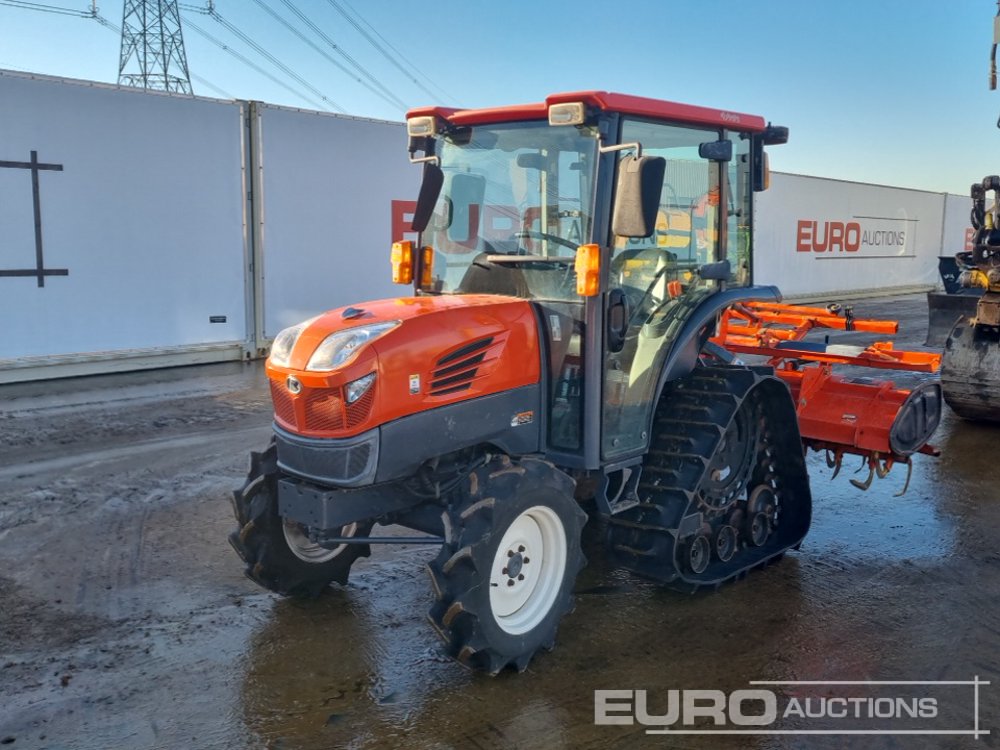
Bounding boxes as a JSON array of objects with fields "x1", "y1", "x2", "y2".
[{"x1": 602, "y1": 118, "x2": 725, "y2": 459}]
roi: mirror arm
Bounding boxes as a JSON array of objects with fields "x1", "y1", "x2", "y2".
[
  {"x1": 599, "y1": 141, "x2": 642, "y2": 158},
  {"x1": 409, "y1": 154, "x2": 440, "y2": 166}
]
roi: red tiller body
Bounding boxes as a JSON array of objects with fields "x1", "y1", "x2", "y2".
[{"x1": 711, "y1": 301, "x2": 942, "y2": 468}]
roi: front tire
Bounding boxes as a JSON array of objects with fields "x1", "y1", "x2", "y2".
[
  {"x1": 427, "y1": 455, "x2": 586, "y2": 674},
  {"x1": 229, "y1": 440, "x2": 372, "y2": 597}
]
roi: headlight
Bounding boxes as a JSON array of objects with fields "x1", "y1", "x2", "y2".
[
  {"x1": 269, "y1": 323, "x2": 306, "y2": 367},
  {"x1": 345, "y1": 372, "x2": 376, "y2": 403},
  {"x1": 306, "y1": 321, "x2": 400, "y2": 372}
]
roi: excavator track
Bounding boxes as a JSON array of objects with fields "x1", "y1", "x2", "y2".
[
  {"x1": 941, "y1": 319, "x2": 1000, "y2": 422},
  {"x1": 608, "y1": 365, "x2": 812, "y2": 591}
]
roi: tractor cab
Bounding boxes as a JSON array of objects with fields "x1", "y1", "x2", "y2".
[{"x1": 401, "y1": 91, "x2": 786, "y2": 471}]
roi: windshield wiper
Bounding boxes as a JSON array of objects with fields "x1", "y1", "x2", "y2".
[{"x1": 485, "y1": 254, "x2": 574, "y2": 265}]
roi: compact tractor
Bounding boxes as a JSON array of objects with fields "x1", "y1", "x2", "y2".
[{"x1": 229, "y1": 91, "x2": 942, "y2": 674}]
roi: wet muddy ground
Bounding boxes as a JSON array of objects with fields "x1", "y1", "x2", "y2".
[{"x1": 1, "y1": 293, "x2": 998, "y2": 749}]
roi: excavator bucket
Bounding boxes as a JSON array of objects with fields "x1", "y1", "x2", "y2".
[
  {"x1": 926, "y1": 290, "x2": 979, "y2": 348},
  {"x1": 941, "y1": 316, "x2": 1000, "y2": 421},
  {"x1": 933, "y1": 175, "x2": 1000, "y2": 423}
]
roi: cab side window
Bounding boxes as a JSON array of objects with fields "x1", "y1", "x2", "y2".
[{"x1": 728, "y1": 136, "x2": 753, "y2": 287}]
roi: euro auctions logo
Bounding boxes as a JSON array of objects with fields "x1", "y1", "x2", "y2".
[
  {"x1": 796, "y1": 217, "x2": 913, "y2": 257},
  {"x1": 595, "y1": 678, "x2": 990, "y2": 739}
]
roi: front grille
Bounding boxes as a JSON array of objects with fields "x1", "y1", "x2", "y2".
[
  {"x1": 345, "y1": 386, "x2": 375, "y2": 428},
  {"x1": 345, "y1": 442, "x2": 373, "y2": 477},
  {"x1": 269, "y1": 380, "x2": 296, "y2": 426},
  {"x1": 275, "y1": 426, "x2": 379, "y2": 487},
  {"x1": 269, "y1": 375, "x2": 376, "y2": 435},
  {"x1": 304, "y1": 389, "x2": 345, "y2": 432}
]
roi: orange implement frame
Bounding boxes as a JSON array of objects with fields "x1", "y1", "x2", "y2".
[
  {"x1": 715, "y1": 302, "x2": 941, "y2": 372},
  {"x1": 711, "y1": 301, "x2": 943, "y2": 495}
]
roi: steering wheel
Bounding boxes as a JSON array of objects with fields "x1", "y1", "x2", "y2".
[
  {"x1": 631, "y1": 269, "x2": 672, "y2": 323},
  {"x1": 512, "y1": 229, "x2": 580, "y2": 251},
  {"x1": 644, "y1": 294, "x2": 677, "y2": 322}
]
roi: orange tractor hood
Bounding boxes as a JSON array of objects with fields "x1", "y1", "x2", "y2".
[
  {"x1": 267, "y1": 294, "x2": 542, "y2": 438},
  {"x1": 284, "y1": 295, "x2": 526, "y2": 369}
]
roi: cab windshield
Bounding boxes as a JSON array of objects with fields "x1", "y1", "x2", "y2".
[{"x1": 419, "y1": 121, "x2": 599, "y2": 301}]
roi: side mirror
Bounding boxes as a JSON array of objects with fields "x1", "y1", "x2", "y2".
[
  {"x1": 752, "y1": 124, "x2": 786, "y2": 192},
  {"x1": 752, "y1": 140, "x2": 771, "y2": 192},
  {"x1": 698, "y1": 139, "x2": 733, "y2": 162},
  {"x1": 612, "y1": 154, "x2": 666, "y2": 238},
  {"x1": 411, "y1": 163, "x2": 444, "y2": 232},
  {"x1": 763, "y1": 124, "x2": 789, "y2": 146},
  {"x1": 697, "y1": 259, "x2": 731, "y2": 281}
]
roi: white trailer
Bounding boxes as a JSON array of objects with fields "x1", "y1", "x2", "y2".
[
  {"x1": 755, "y1": 172, "x2": 962, "y2": 299},
  {"x1": 248, "y1": 102, "x2": 419, "y2": 345},
  {"x1": 0, "y1": 70, "x2": 973, "y2": 382},
  {"x1": 0, "y1": 71, "x2": 418, "y2": 383},
  {"x1": 0, "y1": 70, "x2": 250, "y2": 382}
]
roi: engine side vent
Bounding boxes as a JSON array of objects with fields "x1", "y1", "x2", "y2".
[
  {"x1": 436, "y1": 337, "x2": 494, "y2": 366},
  {"x1": 431, "y1": 336, "x2": 494, "y2": 395}
]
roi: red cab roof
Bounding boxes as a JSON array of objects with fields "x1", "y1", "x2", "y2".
[{"x1": 407, "y1": 90, "x2": 767, "y2": 132}]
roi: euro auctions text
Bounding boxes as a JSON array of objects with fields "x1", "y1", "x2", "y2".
[{"x1": 594, "y1": 679, "x2": 990, "y2": 739}]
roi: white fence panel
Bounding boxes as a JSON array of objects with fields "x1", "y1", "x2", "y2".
[
  {"x1": 942, "y1": 192, "x2": 973, "y2": 257},
  {"x1": 755, "y1": 173, "x2": 948, "y2": 297},
  {"x1": 255, "y1": 104, "x2": 421, "y2": 339},
  {"x1": 0, "y1": 71, "x2": 248, "y2": 375},
  {"x1": 0, "y1": 70, "x2": 980, "y2": 382}
]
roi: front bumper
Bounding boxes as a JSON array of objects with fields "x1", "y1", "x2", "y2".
[
  {"x1": 277, "y1": 476, "x2": 420, "y2": 530},
  {"x1": 274, "y1": 423, "x2": 379, "y2": 487}
]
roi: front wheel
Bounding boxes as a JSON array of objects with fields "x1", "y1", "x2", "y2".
[
  {"x1": 229, "y1": 440, "x2": 372, "y2": 597},
  {"x1": 427, "y1": 455, "x2": 586, "y2": 674}
]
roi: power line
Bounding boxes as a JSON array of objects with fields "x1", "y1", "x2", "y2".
[
  {"x1": 3, "y1": 4, "x2": 232, "y2": 100},
  {"x1": 199, "y1": 6, "x2": 345, "y2": 112},
  {"x1": 275, "y1": 0, "x2": 407, "y2": 111},
  {"x1": 92, "y1": 11, "x2": 119, "y2": 30},
  {"x1": 188, "y1": 71, "x2": 232, "y2": 99},
  {"x1": 0, "y1": 59, "x2": 32, "y2": 71},
  {"x1": 182, "y1": 16, "x2": 328, "y2": 110},
  {"x1": 247, "y1": 0, "x2": 398, "y2": 112},
  {"x1": 323, "y1": 0, "x2": 450, "y2": 105},
  {"x1": 0, "y1": 0, "x2": 89, "y2": 17},
  {"x1": 339, "y1": 0, "x2": 454, "y2": 103},
  {"x1": 1, "y1": 0, "x2": 335, "y2": 108},
  {"x1": 0, "y1": 0, "x2": 405, "y2": 111}
]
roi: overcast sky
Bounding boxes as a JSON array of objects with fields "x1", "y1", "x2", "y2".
[{"x1": 0, "y1": 0, "x2": 993, "y2": 195}]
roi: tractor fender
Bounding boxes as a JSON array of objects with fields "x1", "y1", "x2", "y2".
[{"x1": 649, "y1": 285, "x2": 781, "y2": 414}]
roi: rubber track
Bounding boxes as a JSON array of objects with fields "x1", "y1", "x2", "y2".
[{"x1": 608, "y1": 366, "x2": 812, "y2": 592}]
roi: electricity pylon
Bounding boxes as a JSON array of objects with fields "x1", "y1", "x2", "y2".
[{"x1": 118, "y1": 0, "x2": 192, "y2": 93}]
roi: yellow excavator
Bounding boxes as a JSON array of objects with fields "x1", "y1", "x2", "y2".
[{"x1": 933, "y1": 3, "x2": 1000, "y2": 421}]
